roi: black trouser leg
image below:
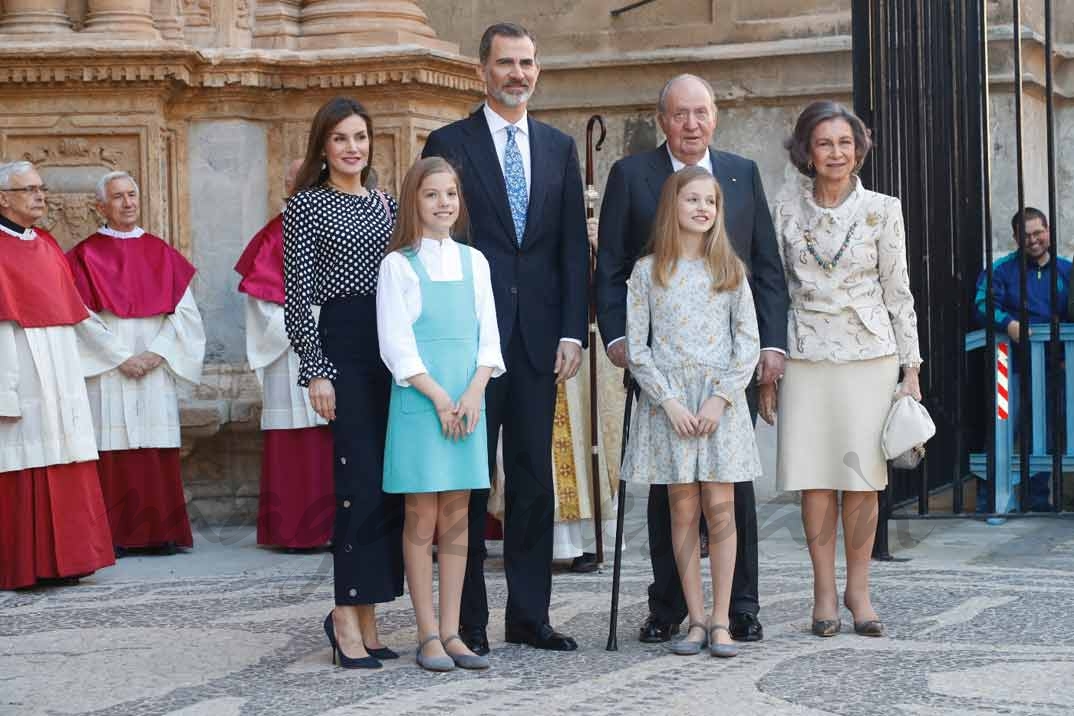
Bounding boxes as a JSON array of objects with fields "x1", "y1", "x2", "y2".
[
  {"x1": 646, "y1": 484, "x2": 688, "y2": 624},
  {"x1": 501, "y1": 334, "x2": 557, "y2": 629},
  {"x1": 730, "y1": 481, "x2": 759, "y2": 616},
  {"x1": 459, "y1": 359, "x2": 508, "y2": 630}
]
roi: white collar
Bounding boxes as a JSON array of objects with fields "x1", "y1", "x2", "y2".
[
  {"x1": 0, "y1": 223, "x2": 36, "y2": 241},
  {"x1": 419, "y1": 236, "x2": 455, "y2": 250},
  {"x1": 99, "y1": 225, "x2": 145, "y2": 239},
  {"x1": 667, "y1": 146, "x2": 713, "y2": 174},
  {"x1": 483, "y1": 103, "x2": 528, "y2": 137}
]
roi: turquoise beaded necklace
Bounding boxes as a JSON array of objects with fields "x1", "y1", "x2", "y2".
[{"x1": 803, "y1": 220, "x2": 858, "y2": 275}]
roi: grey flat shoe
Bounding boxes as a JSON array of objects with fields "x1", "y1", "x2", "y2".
[
  {"x1": 443, "y1": 634, "x2": 490, "y2": 670},
  {"x1": 415, "y1": 635, "x2": 456, "y2": 672},
  {"x1": 668, "y1": 622, "x2": 708, "y2": 655},
  {"x1": 707, "y1": 624, "x2": 738, "y2": 658}
]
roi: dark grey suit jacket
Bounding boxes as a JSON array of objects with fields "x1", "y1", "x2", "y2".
[{"x1": 595, "y1": 143, "x2": 789, "y2": 352}]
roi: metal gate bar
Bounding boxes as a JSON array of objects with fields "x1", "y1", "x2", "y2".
[{"x1": 851, "y1": 0, "x2": 1069, "y2": 525}]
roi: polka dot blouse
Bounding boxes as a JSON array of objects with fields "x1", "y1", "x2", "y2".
[{"x1": 283, "y1": 185, "x2": 398, "y2": 386}]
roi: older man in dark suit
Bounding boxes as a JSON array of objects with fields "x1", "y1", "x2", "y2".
[
  {"x1": 596, "y1": 74, "x2": 790, "y2": 644},
  {"x1": 422, "y1": 22, "x2": 589, "y2": 655}
]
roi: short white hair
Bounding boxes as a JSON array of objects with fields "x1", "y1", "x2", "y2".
[
  {"x1": 0, "y1": 161, "x2": 35, "y2": 190},
  {"x1": 657, "y1": 74, "x2": 716, "y2": 114},
  {"x1": 95, "y1": 171, "x2": 139, "y2": 203}
]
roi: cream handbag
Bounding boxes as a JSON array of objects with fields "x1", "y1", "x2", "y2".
[{"x1": 882, "y1": 390, "x2": 936, "y2": 469}]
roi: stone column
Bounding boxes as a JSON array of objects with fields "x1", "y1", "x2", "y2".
[
  {"x1": 298, "y1": 0, "x2": 457, "y2": 52},
  {"x1": 82, "y1": 0, "x2": 162, "y2": 38},
  {"x1": 0, "y1": 0, "x2": 73, "y2": 33}
]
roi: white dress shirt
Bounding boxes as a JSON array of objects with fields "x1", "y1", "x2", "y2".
[
  {"x1": 668, "y1": 146, "x2": 714, "y2": 174},
  {"x1": 607, "y1": 147, "x2": 784, "y2": 357},
  {"x1": 376, "y1": 238, "x2": 506, "y2": 387},
  {"x1": 483, "y1": 103, "x2": 531, "y2": 193}
]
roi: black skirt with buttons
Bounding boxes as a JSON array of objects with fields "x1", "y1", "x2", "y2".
[{"x1": 320, "y1": 295, "x2": 404, "y2": 605}]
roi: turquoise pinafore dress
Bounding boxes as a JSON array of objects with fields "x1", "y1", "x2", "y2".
[{"x1": 382, "y1": 245, "x2": 491, "y2": 494}]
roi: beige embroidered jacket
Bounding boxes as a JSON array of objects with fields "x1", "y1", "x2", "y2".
[{"x1": 772, "y1": 176, "x2": 922, "y2": 366}]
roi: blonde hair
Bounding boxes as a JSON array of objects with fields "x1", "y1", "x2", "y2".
[
  {"x1": 646, "y1": 165, "x2": 744, "y2": 292},
  {"x1": 385, "y1": 157, "x2": 469, "y2": 255}
]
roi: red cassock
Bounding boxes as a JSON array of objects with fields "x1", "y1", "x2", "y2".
[
  {"x1": 236, "y1": 214, "x2": 334, "y2": 549},
  {"x1": 67, "y1": 231, "x2": 199, "y2": 550},
  {"x1": 0, "y1": 229, "x2": 115, "y2": 588}
]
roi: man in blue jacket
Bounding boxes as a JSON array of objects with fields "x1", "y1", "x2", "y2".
[{"x1": 974, "y1": 207, "x2": 1070, "y2": 511}]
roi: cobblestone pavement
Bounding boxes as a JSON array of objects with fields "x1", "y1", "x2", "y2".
[{"x1": 3, "y1": 485, "x2": 1074, "y2": 715}]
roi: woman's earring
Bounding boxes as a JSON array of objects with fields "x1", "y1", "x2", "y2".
[{"x1": 807, "y1": 159, "x2": 814, "y2": 172}]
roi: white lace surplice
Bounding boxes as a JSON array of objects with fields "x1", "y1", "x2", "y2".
[
  {"x1": 82, "y1": 288, "x2": 205, "y2": 451},
  {"x1": 245, "y1": 296, "x2": 325, "y2": 430},
  {"x1": 0, "y1": 313, "x2": 124, "y2": 472}
]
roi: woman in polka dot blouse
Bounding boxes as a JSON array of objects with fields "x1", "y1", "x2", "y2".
[{"x1": 283, "y1": 97, "x2": 403, "y2": 670}]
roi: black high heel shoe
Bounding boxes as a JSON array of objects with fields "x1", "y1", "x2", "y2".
[{"x1": 323, "y1": 613, "x2": 382, "y2": 669}]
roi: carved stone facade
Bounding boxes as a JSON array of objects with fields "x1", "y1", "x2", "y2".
[
  {"x1": 2, "y1": 0, "x2": 1071, "y2": 514},
  {"x1": 0, "y1": 0, "x2": 480, "y2": 522}
]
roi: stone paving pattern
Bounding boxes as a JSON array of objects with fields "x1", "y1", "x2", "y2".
[{"x1": 3, "y1": 487, "x2": 1074, "y2": 715}]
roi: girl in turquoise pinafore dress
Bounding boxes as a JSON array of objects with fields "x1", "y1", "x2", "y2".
[{"x1": 376, "y1": 157, "x2": 504, "y2": 672}]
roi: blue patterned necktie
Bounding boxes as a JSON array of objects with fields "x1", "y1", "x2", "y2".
[{"x1": 503, "y1": 125, "x2": 528, "y2": 245}]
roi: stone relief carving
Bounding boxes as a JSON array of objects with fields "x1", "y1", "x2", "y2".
[
  {"x1": 7, "y1": 133, "x2": 142, "y2": 247},
  {"x1": 40, "y1": 194, "x2": 101, "y2": 251},
  {"x1": 372, "y1": 132, "x2": 397, "y2": 194},
  {"x1": 21, "y1": 137, "x2": 125, "y2": 167},
  {"x1": 236, "y1": 0, "x2": 251, "y2": 29},
  {"x1": 181, "y1": 0, "x2": 211, "y2": 27}
]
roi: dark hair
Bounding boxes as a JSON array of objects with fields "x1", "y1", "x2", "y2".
[
  {"x1": 292, "y1": 97, "x2": 375, "y2": 194},
  {"x1": 785, "y1": 100, "x2": 872, "y2": 177},
  {"x1": 478, "y1": 22, "x2": 537, "y2": 65},
  {"x1": 1011, "y1": 206, "x2": 1049, "y2": 236}
]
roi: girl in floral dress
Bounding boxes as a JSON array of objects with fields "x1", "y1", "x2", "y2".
[{"x1": 622, "y1": 165, "x2": 762, "y2": 658}]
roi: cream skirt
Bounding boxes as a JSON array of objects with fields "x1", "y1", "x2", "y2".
[{"x1": 776, "y1": 356, "x2": 899, "y2": 492}]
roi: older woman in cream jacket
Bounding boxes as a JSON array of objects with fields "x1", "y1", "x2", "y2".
[{"x1": 763, "y1": 100, "x2": 922, "y2": 639}]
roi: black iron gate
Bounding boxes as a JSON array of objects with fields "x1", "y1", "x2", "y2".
[{"x1": 851, "y1": 0, "x2": 1071, "y2": 525}]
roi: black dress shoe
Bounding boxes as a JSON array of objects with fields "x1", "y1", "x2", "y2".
[
  {"x1": 638, "y1": 614, "x2": 681, "y2": 643},
  {"x1": 729, "y1": 612, "x2": 764, "y2": 642},
  {"x1": 505, "y1": 623, "x2": 578, "y2": 651},
  {"x1": 459, "y1": 625, "x2": 490, "y2": 656},
  {"x1": 570, "y1": 552, "x2": 599, "y2": 573}
]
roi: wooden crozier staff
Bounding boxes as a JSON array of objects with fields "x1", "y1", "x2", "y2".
[{"x1": 585, "y1": 114, "x2": 606, "y2": 565}]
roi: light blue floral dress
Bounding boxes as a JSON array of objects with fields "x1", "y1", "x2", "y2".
[{"x1": 621, "y1": 256, "x2": 762, "y2": 484}]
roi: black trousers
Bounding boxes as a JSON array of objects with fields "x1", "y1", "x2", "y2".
[
  {"x1": 646, "y1": 386, "x2": 761, "y2": 623},
  {"x1": 321, "y1": 296, "x2": 404, "y2": 606},
  {"x1": 460, "y1": 330, "x2": 556, "y2": 630}
]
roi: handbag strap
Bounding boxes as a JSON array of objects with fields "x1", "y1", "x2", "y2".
[{"x1": 374, "y1": 189, "x2": 392, "y2": 222}]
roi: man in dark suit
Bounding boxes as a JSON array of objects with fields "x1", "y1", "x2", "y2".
[
  {"x1": 422, "y1": 22, "x2": 589, "y2": 655},
  {"x1": 595, "y1": 74, "x2": 790, "y2": 644}
]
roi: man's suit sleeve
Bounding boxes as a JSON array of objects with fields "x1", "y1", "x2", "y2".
[
  {"x1": 595, "y1": 160, "x2": 630, "y2": 348},
  {"x1": 748, "y1": 161, "x2": 790, "y2": 352},
  {"x1": 559, "y1": 136, "x2": 589, "y2": 346}
]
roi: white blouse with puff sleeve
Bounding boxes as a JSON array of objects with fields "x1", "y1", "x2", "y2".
[{"x1": 376, "y1": 238, "x2": 505, "y2": 387}]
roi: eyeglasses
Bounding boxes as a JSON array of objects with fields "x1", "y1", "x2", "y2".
[{"x1": 1, "y1": 185, "x2": 48, "y2": 195}]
